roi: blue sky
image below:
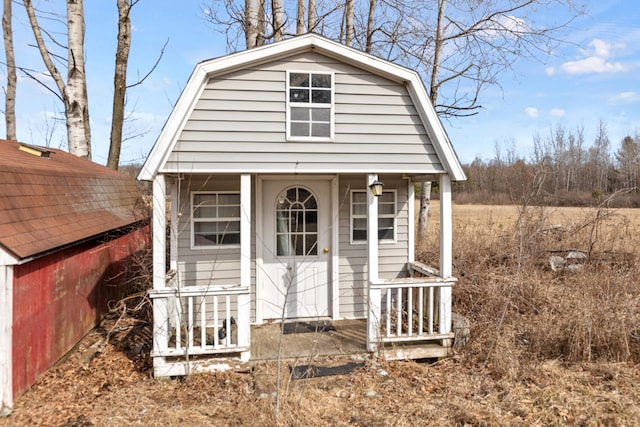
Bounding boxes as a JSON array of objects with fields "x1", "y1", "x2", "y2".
[{"x1": 2, "y1": 1, "x2": 639, "y2": 166}]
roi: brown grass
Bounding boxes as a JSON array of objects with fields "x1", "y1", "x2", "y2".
[{"x1": 3, "y1": 202, "x2": 640, "y2": 426}]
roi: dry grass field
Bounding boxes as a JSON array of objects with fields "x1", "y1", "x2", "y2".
[{"x1": 3, "y1": 202, "x2": 640, "y2": 426}]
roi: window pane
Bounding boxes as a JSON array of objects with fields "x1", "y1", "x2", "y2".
[
  {"x1": 312, "y1": 74, "x2": 331, "y2": 88},
  {"x1": 218, "y1": 194, "x2": 240, "y2": 205},
  {"x1": 353, "y1": 229, "x2": 367, "y2": 241},
  {"x1": 291, "y1": 122, "x2": 310, "y2": 136},
  {"x1": 194, "y1": 206, "x2": 217, "y2": 218},
  {"x1": 218, "y1": 206, "x2": 240, "y2": 217},
  {"x1": 305, "y1": 211, "x2": 317, "y2": 232},
  {"x1": 195, "y1": 222, "x2": 217, "y2": 233},
  {"x1": 378, "y1": 227, "x2": 394, "y2": 240},
  {"x1": 194, "y1": 194, "x2": 216, "y2": 206},
  {"x1": 311, "y1": 123, "x2": 330, "y2": 137},
  {"x1": 290, "y1": 73, "x2": 309, "y2": 87},
  {"x1": 291, "y1": 107, "x2": 310, "y2": 121},
  {"x1": 352, "y1": 192, "x2": 366, "y2": 203},
  {"x1": 220, "y1": 232, "x2": 240, "y2": 245},
  {"x1": 277, "y1": 236, "x2": 290, "y2": 256},
  {"x1": 352, "y1": 203, "x2": 366, "y2": 215},
  {"x1": 305, "y1": 234, "x2": 318, "y2": 255},
  {"x1": 293, "y1": 234, "x2": 304, "y2": 255},
  {"x1": 353, "y1": 218, "x2": 367, "y2": 230},
  {"x1": 380, "y1": 192, "x2": 394, "y2": 203},
  {"x1": 311, "y1": 89, "x2": 331, "y2": 104},
  {"x1": 379, "y1": 203, "x2": 395, "y2": 216},
  {"x1": 220, "y1": 220, "x2": 240, "y2": 233},
  {"x1": 290, "y1": 88, "x2": 309, "y2": 103},
  {"x1": 312, "y1": 108, "x2": 330, "y2": 122}
]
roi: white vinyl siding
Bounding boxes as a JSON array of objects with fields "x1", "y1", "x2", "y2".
[
  {"x1": 166, "y1": 52, "x2": 444, "y2": 174},
  {"x1": 338, "y1": 174, "x2": 409, "y2": 318},
  {"x1": 350, "y1": 190, "x2": 396, "y2": 243}
]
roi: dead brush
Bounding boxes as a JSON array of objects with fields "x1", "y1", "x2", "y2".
[{"x1": 438, "y1": 201, "x2": 640, "y2": 378}]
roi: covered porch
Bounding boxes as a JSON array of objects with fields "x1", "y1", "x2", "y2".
[{"x1": 149, "y1": 173, "x2": 457, "y2": 377}]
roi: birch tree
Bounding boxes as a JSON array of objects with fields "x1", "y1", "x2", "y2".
[
  {"x1": 2, "y1": 0, "x2": 16, "y2": 141},
  {"x1": 23, "y1": 0, "x2": 91, "y2": 158}
]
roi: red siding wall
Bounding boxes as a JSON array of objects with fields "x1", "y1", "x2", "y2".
[{"x1": 11, "y1": 224, "x2": 150, "y2": 397}]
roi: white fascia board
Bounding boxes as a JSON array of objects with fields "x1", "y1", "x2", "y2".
[{"x1": 405, "y1": 74, "x2": 467, "y2": 182}]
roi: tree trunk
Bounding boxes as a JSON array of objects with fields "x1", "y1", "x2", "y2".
[
  {"x1": 107, "y1": 0, "x2": 132, "y2": 170},
  {"x1": 365, "y1": 0, "x2": 376, "y2": 53},
  {"x1": 344, "y1": 0, "x2": 354, "y2": 47},
  {"x1": 272, "y1": 0, "x2": 284, "y2": 42},
  {"x1": 245, "y1": 0, "x2": 258, "y2": 49},
  {"x1": 418, "y1": 0, "x2": 447, "y2": 240},
  {"x1": 418, "y1": 182, "x2": 431, "y2": 243},
  {"x1": 296, "y1": 0, "x2": 305, "y2": 34},
  {"x1": 308, "y1": 0, "x2": 316, "y2": 32},
  {"x1": 66, "y1": 0, "x2": 91, "y2": 159},
  {"x1": 2, "y1": 0, "x2": 16, "y2": 140}
]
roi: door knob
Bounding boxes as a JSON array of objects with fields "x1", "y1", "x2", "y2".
[{"x1": 323, "y1": 247, "x2": 329, "y2": 254}]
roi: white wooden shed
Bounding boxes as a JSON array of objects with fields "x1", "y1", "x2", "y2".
[{"x1": 138, "y1": 33, "x2": 466, "y2": 377}]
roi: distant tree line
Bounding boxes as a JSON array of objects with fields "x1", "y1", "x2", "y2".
[{"x1": 453, "y1": 121, "x2": 640, "y2": 207}]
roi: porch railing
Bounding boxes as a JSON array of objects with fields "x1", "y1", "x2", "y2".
[
  {"x1": 368, "y1": 262, "x2": 456, "y2": 349},
  {"x1": 149, "y1": 283, "x2": 251, "y2": 360}
]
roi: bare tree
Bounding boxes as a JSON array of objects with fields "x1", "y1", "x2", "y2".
[
  {"x1": 2, "y1": 0, "x2": 16, "y2": 141},
  {"x1": 296, "y1": 0, "x2": 305, "y2": 34},
  {"x1": 23, "y1": 0, "x2": 91, "y2": 158},
  {"x1": 272, "y1": 0, "x2": 285, "y2": 41},
  {"x1": 107, "y1": 0, "x2": 136, "y2": 170},
  {"x1": 615, "y1": 135, "x2": 640, "y2": 190}
]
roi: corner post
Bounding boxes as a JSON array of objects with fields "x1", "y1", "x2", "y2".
[
  {"x1": 439, "y1": 174, "x2": 453, "y2": 334},
  {"x1": 152, "y1": 174, "x2": 169, "y2": 370},
  {"x1": 238, "y1": 174, "x2": 251, "y2": 362},
  {"x1": 0, "y1": 265, "x2": 13, "y2": 413},
  {"x1": 367, "y1": 174, "x2": 381, "y2": 351}
]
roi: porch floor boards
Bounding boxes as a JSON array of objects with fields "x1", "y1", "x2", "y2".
[
  {"x1": 250, "y1": 319, "x2": 368, "y2": 361},
  {"x1": 249, "y1": 319, "x2": 452, "y2": 361}
]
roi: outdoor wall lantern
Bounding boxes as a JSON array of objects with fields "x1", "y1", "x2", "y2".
[{"x1": 368, "y1": 180, "x2": 384, "y2": 197}]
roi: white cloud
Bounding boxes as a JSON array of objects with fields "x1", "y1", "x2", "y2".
[
  {"x1": 549, "y1": 108, "x2": 566, "y2": 117},
  {"x1": 559, "y1": 38, "x2": 629, "y2": 75},
  {"x1": 545, "y1": 67, "x2": 556, "y2": 76},
  {"x1": 524, "y1": 107, "x2": 539, "y2": 118},
  {"x1": 609, "y1": 91, "x2": 640, "y2": 105}
]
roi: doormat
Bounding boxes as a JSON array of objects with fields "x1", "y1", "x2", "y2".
[
  {"x1": 282, "y1": 320, "x2": 336, "y2": 335},
  {"x1": 290, "y1": 362, "x2": 365, "y2": 379}
]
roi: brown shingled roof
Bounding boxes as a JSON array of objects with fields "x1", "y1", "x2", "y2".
[{"x1": 0, "y1": 139, "x2": 147, "y2": 260}]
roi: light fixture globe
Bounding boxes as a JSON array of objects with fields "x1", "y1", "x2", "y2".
[{"x1": 368, "y1": 180, "x2": 384, "y2": 197}]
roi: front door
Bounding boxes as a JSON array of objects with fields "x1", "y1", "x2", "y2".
[{"x1": 260, "y1": 179, "x2": 331, "y2": 320}]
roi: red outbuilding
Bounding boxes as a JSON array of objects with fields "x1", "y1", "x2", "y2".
[{"x1": 0, "y1": 140, "x2": 149, "y2": 413}]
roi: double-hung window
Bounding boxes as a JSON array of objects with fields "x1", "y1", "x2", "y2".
[
  {"x1": 287, "y1": 71, "x2": 333, "y2": 140},
  {"x1": 350, "y1": 190, "x2": 397, "y2": 243},
  {"x1": 192, "y1": 192, "x2": 241, "y2": 247}
]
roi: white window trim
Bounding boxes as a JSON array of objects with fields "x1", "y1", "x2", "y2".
[
  {"x1": 350, "y1": 189, "x2": 397, "y2": 245},
  {"x1": 286, "y1": 70, "x2": 335, "y2": 142},
  {"x1": 191, "y1": 191, "x2": 241, "y2": 250}
]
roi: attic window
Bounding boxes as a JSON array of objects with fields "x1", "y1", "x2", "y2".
[
  {"x1": 19, "y1": 143, "x2": 51, "y2": 158},
  {"x1": 287, "y1": 71, "x2": 334, "y2": 140}
]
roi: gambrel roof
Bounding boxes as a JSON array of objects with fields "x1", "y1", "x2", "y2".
[{"x1": 139, "y1": 33, "x2": 466, "y2": 182}]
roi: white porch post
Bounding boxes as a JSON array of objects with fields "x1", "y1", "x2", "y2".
[
  {"x1": 439, "y1": 174, "x2": 453, "y2": 334},
  {"x1": 152, "y1": 175, "x2": 169, "y2": 359},
  {"x1": 169, "y1": 179, "x2": 179, "y2": 272},
  {"x1": 238, "y1": 174, "x2": 251, "y2": 362},
  {"x1": 366, "y1": 174, "x2": 381, "y2": 352}
]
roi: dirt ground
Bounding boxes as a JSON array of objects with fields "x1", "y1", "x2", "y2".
[{"x1": 2, "y1": 313, "x2": 639, "y2": 427}]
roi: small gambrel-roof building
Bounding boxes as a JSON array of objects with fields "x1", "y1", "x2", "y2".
[
  {"x1": 139, "y1": 33, "x2": 466, "y2": 377},
  {"x1": 0, "y1": 140, "x2": 149, "y2": 412}
]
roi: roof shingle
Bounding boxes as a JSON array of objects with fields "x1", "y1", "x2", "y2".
[{"x1": 0, "y1": 139, "x2": 147, "y2": 260}]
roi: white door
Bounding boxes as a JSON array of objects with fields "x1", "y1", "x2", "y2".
[{"x1": 260, "y1": 179, "x2": 331, "y2": 320}]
